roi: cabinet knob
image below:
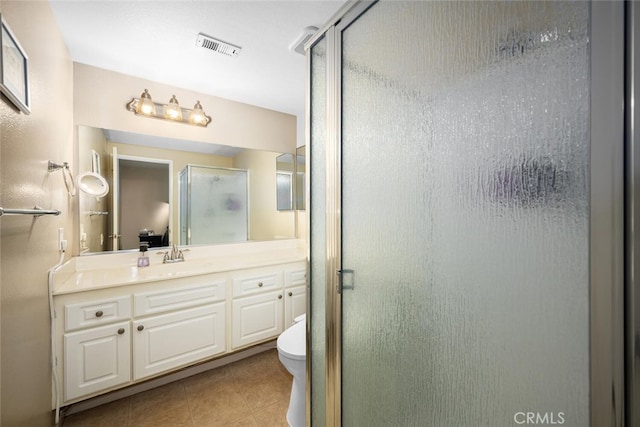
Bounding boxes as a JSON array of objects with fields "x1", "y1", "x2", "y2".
[
  {"x1": 288, "y1": 292, "x2": 293, "y2": 297},
  {"x1": 95, "y1": 310, "x2": 104, "y2": 318},
  {"x1": 117, "y1": 328, "x2": 125, "y2": 335},
  {"x1": 137, "y1": 325, "x2": 145, "y2": 331},
  {"x1": 278, "y1": 294, "x2": 283, "y2": 299},
  {"x1": 258, "y1": 282, "x2": 264, "y2": 287}
]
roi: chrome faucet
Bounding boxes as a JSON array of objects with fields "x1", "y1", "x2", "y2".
[{"x1": 162, "y1": 244, "x2": 185, "y2": 263}]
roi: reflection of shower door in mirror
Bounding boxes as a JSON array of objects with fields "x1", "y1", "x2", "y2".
[
  {"x1": 309, "y1": 1, "x2": 625, "y2": 426},
  {"x1": 180, "y1": 165, "x2": 248, "y2": 245}
]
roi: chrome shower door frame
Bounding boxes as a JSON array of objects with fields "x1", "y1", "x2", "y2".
[
  {"x1": 626, "y1": 1, "x2": 640, "y2": 426},
  {"x1": 590, "y1": 2, "x2": 625, "y2": 425}
]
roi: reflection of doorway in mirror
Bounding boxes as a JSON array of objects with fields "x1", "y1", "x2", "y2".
[{"x1": 117, "y1": 156, "x2": 172, "y2": 250}]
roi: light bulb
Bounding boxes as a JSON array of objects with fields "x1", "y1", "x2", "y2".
[
  {"x1": 136, "y1": 89, "x2": 155, "y2": 116},
  {"x1": 188, "y1": 101, "x2": 206, "y2": 125},
  {"x1": 164, "y1": 95, "x2": 182, "y2": 120}
]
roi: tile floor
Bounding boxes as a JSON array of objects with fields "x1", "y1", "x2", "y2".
[{"x1": 61, "y1": 349, "x2": 293, "y2": 427}]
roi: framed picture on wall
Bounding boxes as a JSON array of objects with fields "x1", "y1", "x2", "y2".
[{"x1": 0, "y1": 14, "x2": 30, "y2": 114}]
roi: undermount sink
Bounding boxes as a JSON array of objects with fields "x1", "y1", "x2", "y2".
[{"x1": 137, "y1": 259, "x2": 206, "y2": 277}]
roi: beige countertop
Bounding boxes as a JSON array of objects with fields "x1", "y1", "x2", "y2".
[{"x1": 53, "y1": 240, "x2": 306, "y2": 295}]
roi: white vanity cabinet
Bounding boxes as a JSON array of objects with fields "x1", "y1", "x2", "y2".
[
  {"x1": 231, "y1": 270, "x2": 285, "y2": 349},
  {"x1": 53, "y1": 254, "x2": 307, "y2": 406},
  {"x1": 231, "y1": 262, "x2": 307, "y2": 349},
  {"x1": 56, "y1": 274, "x2": 227, "y2": 403},
  {"x1": 284, "y1": 267, "x2": 307, "y2": 327}
]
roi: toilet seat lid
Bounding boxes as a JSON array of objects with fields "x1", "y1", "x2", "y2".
[{"x1": 277, "y1": 320, "x2": 306, "y2": 360}]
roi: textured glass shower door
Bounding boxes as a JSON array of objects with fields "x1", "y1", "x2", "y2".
[
  {"x1": 179, "y1": 165, "x2": 248, "y2": 245},
  {"x1": 339, "y1": 1, "x2": 590, "y2": 425}
]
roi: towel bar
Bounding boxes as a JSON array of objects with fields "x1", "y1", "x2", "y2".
[{"x1": 0, "y1": 207, "x2": 61, "y2": 217}]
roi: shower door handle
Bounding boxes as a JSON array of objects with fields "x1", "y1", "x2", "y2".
[{"x1": 337, "y1": 269, "x2": 355, "y2": 293}]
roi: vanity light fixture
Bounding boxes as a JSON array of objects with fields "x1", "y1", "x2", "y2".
[{"x1": 126, "y1": 89, "x2": 212, "y2": 127}]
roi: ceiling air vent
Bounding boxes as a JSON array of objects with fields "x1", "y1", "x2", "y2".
[
  {"x1": 196, "y1": 33, "x2": 241, "y2": 58},
  {"x1": 289, "y1": 26, "x2": 319, "y2": 56}
]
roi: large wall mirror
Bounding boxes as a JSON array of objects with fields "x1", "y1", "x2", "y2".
[{"x1": 77, "y1": 125, "x2": 296, "y2": 254}]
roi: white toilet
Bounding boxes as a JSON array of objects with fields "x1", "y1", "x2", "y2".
[{"x1": 277, "y1": 314, "x2": 306, "y2": 427}]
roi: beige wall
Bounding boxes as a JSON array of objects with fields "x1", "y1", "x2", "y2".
[
  {"x1": 0, "y1": 1, "x2": 74, "y2": 426},
  {"x1": 234, "y1": 150, "x2": 295, "y2": 241},
  {"x1": 74, "y1": 63, "x2": 297, "y2": 154}
]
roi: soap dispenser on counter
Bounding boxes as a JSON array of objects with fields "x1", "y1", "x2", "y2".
[{"x1": 137, "y1": 242, "x2": 150, "y2": 267}]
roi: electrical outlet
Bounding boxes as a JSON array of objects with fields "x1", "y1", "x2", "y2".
[{"x1": 57, "y1": 228, "x2": 67, "y2": 251}]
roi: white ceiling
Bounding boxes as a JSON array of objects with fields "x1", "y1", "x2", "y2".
[{"x1": 48, "y1": 0, "x2": 344, "y2": 130}]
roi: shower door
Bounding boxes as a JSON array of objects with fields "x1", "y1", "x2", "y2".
[
  {"x1": 309, "y1": 1, "x2": 625, "y2": 426},
  {"x1": 179, "y1": 165, "x2": 248, "y2": 245}
]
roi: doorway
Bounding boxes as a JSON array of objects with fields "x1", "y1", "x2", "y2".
[{"x1": 112, "y1": 154, "x2": 172, "y2": 251}]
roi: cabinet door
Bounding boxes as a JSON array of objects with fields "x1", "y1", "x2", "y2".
[
  {"x1": 64, "y1": 321, "x2": 131, "y2": 401},
  {"x1": 232, "y1": 291, "x2": 284, "y2": 349},
  {"x1": 284, "y1": 285, "x2": 307, "y2": 327},
  {"x1": 133, "y1": 303, "x2": 225, "y2": 380}
]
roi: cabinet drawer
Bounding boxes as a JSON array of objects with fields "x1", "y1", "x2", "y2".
[
  {"x1": 285, "y1": 267, "x2": 307, "y2": 287},
  {"x1": 134, "y1": 278, "x2": 226, "y2": 317},
  {"x1": 65, "y1": 296, "x2": 131, "y2": 332},
  {"x1": 232, "y1": 272, "x2": 282, "y2": 297}
]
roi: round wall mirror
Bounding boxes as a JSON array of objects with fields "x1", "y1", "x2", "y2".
[{"x1": 76, "y1": 171, "x2": 110, "y2": 198}]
